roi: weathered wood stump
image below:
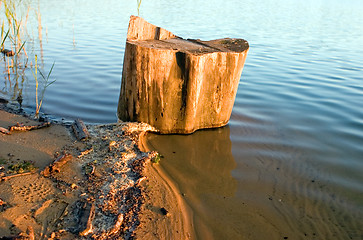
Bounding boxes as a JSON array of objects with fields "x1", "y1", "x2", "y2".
[{"x1": 118, "y1": 16, "x2": 249, "y2": 134}]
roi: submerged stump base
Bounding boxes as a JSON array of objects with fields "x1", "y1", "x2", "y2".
[{"x1": 118, "y1": 16, "x2": 249, "y2": 134}]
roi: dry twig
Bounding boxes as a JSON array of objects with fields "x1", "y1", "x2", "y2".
[
  {"x1": 0, "y1": 126, "x2": 11, "y2": 135},
  {"x1": 0, "y1": 170, "x2": 37, "y2": 182},
  {"x1": 9, "y1": 122, "x2": 51, "y2": 132},
  {"x1": 79, "y1": 201, "x2": 95, "y2": 236}
]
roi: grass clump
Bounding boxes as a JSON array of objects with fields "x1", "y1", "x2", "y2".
[
  {"x1": 0, "y1": 158, "x2": 7, "y2": 165},
  {"x1": 8, "y1": 160, "x2": 36, "y2": 174},
  {"x1": 151, "y1": 153, "x2": 162, "y2": 164}
]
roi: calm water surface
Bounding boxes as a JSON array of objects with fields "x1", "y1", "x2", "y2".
[{"x1": 1, "y1": 0, "x2": 363, "y2": 239}]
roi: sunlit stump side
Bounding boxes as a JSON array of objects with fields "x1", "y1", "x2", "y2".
[{"x1": 118, "y1": 16, "x2": 249, "y2": 134}]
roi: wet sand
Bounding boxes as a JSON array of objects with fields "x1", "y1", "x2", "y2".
[
  {"x1": 143, "y1": 122, "x2": 363, "y2": 240},
  {"x1": 0, "y1": 108, "x2": 192, "y2": 239},
  {"x1": 142, "y1": 127, "x2": 238, "y2": 240}
]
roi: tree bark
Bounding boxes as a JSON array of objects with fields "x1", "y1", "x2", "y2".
[{"x1": 118, "y1": 16, "x2": 249, "y2": 134}]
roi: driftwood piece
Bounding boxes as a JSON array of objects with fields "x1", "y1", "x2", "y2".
[
  {"x1": 109, "y1": 213, "x2": 124, "y2": 235},
  {"x1": 9, "y1": 122, "x2": 51, "y2": 132},
  {"x1": 117, "y1": 16, "x2": 249, "y2": 134},
  {"x1": 0, "y1": 127, "x2": 11, "y2": 135},
  {"x1": 79, "y1": 201, "x2": 95, "y2": 236},
  {"x1": 72, "y1": 119, "x2": 89, "y2": 140},
  {"x1": 0, "y1": 171, "x2": 36, "y2": 182},
  {"x1": 77, "y1": 147, "x2": 93, "y2": 158},
  {"x1": 42, "y1": 154, "x2": 73, "y2": 177}
]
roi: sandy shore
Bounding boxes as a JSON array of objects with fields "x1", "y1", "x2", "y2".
[{"x1": 0, "y1": 107, "x2": 194, "y2": 239}]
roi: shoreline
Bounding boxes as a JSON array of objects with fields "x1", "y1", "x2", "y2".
[
  {"x1": 0, "y1": 107, "x2": 194, "y2": 239},
  {"x1": 136, "y1": 136, "x2": 195, "y2": 239}
]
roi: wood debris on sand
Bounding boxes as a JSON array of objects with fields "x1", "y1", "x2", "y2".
[
  {"x1": 0, "y1": 122, "x2": 51, "y2": 135},
  {"x1": 72, "y1": 119, "x2": 90, "y2": 140},
  {"x1": 8, "y1": 122, "x2": 51, "y2": 132},
  {"x1": 42, "y1": 154, "x2": 73, "y2": 177},
  {"x1": 0, "y1": 119, "x2": 158, "y2": 239}
]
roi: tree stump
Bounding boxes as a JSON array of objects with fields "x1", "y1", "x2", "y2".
[{"x1": 118, "y1": 16, "x2": 249, "y2": 134}]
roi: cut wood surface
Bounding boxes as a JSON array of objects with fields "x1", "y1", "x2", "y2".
[
  {"x1": 118, "y1": 16, "x2": 249, "y2": 134},
  {"x1": 126, "y1": 15, "x2": 177, "y2": 41}
]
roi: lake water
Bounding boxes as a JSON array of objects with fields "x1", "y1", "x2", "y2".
[{"x1": 1, "y1": 0, "x2": 363, "y2": 239}]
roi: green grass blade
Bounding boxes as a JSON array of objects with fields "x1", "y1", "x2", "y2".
[
  {"x1": 38, "y1": 68, "x2": 46, "y2": 80},
  {"x1": 1, "y1": 29, "x2": 10, "y2": 49},
  {"x1": 47, "y1": 61, "x2": 55, "y2": 80},
  {"x1": 17, "y1": 40, "x2": 26, "y2": 54},
  {"x1": 46, "y1": 79, "x2": 56, "y2": 87}
]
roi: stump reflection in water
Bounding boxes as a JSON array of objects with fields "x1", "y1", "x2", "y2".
[{"x1": 145, "y1": 126, "x2": 238, "y2": 239}]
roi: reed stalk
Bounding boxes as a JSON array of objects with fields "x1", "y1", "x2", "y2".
[
  {"x1": 1, "y1": 28, "x2": 9, "y2": 51},
  {"x1": 31, "y1": 55, "x2": 56, "y2": 117},
  {"x1": 1, "y1": 0, "x2": 55, "y2": 116},
  {"x1": 137, "y1": 0, "x2": 142, "y2": 16}
]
